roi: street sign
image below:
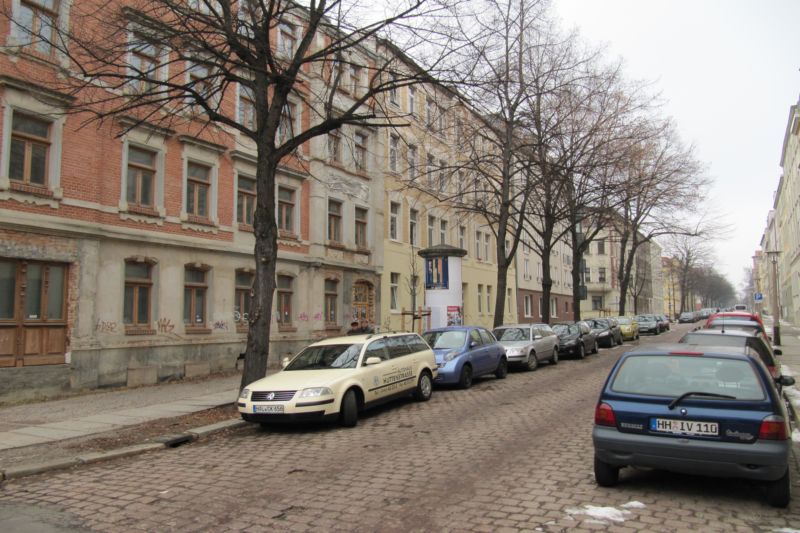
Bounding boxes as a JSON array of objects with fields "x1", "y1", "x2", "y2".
[{"x1": 754, "y1": 292, "x2": 763, "y2": 302}]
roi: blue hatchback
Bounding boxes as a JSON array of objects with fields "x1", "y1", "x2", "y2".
[
  {"x1": 593, "y1": 345, "x2": 795, "y2": 507},
  {"x1": 422, "y1": 326, "x2": 508, "y2": 388}
]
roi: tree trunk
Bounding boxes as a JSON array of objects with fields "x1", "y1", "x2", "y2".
[
  {"x1": 570, "y1": 230, "x2": 583, "y2": 321},
  {"x1": 240, "y1": 150, "x2": 279, "y2": 390},
  {"x1": 541, "y1": 245, "x2": 553, "y2": 324},
  {"x1": 494, "y1": 257, "x2": 509, "y2": 328}
]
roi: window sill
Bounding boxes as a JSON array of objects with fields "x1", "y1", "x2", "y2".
[
  {"x1": 125, "y1": 327, "x2": 156, "y2": 336},
  {"x1": 236, "y1": 326, "x2": 248, "y2": 334},
  {"x1": 125, "y1": 205, "x2": 161, "y2": 218},
  {"x1": 278, "y1": 230, "x2": 298, "y2": 240},
  {"x1": 9, "y1": 181, "x2": 54, "y2": 198},
  {"x1": 185, "y1": 327, "x2": 212, "y2": 334},
  {"x1": 327, "y1": 241, "x2": 346, "y2": 250},
  {"x1": 238, "y1": 223, "x2": 254, "y2": 233},
  {"x1": 355, "y1": 246, "x2": 370, "y2": 255},
  {"x1": 186, "y1": 214, "x2": 215, "y2": 226},
  {"x1": 324, "y1": 324, "x2": 341, "y2": 331},
  {"x1": 278, "y1": 325, "x2": 297, "y2": 333}
]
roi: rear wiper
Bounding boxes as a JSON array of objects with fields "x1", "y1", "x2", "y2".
[{"x1": 668, "y1": 391, "x2": 736, "y2": 410}]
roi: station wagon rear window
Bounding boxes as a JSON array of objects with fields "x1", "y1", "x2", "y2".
[{"x1": 611, "y1": 355, "x2": 765, "y2": 401}]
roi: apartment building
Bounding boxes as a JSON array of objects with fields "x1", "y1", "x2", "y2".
[{"x1": 515, "y1": 231, "x2": 575, "y2": 324}]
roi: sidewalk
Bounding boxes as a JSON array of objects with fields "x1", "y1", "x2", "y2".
[
  {"x1": 763, "y1": 317, "x2": 800, "y2": 430},
  {"x1": 0, "y1": 371, "x2": 243, "y2": 452}
]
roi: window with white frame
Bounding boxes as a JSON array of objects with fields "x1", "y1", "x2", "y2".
[
  {"x1": 483, "y1": 233, "x2": 490, "y2": 262},
  {"x1": 459, "y1": 226, "x2": 466, "y2": 252},
  {"x1": 439, "y1": 219, "x2": 447, "y2": 245},
  {"x1": 407, "y1": 145, "x2": 417, "y2": 181},
  {"x1": 486, "y1": 285, "x2": 492, "y2": 314},
  {"x1": 128, "y1": 33, "x2": 162, "y2": 93},
  {"x1": 426, "y1": 97, "x2": 435, "y2": 128},
  {"x1": 408, "y1": 87, "x2": 417, "y2": 117},
  {"x1": 349, "y1": 64, "x2": 361, "y2": 96},
  {"x1": 9, "y1": 112, "x2": 51, "y2": 188},
  {"x1": 597, "y1": 239, "x2": 606, "y2": 255},
  {"x1": 238, "y1": 84, "x2": 255, "y2": 129},
  {"x1": 426, "y1": 154, "x2": 436, "y2": 189},
  {"x1": 427, "y1": 215, "x2": 435, "y2": 246},
  {"x1": 389, "y1": 134, "x2": 399, "y2": 172},
  {"x1": 354, "y1": 132, "x2": 367, "y2": 172},
  {"x1": 592, "y1": 295, "x2": 603, "y2": 311},
  {"x1": 355, "y1": 207, "x2": 368, "y2": 248},
  {"x1": 277, "y1": 101, "x2": 296, "y2": 143},
  {"x1": 598, "y1": 267, "x2": 607, "y2": 283},
  {"x1": 388, "y1": 73, "x2": 398, "y2": 104},
  {"x1": 477, "y1": 284, "x2": 483, "y2": 313},
  {"x1": 475, "y1": 231, "x2": 482, "y2": 260},
  {"x1": 389, "y1": 202, "x2": 400, "y2": 241},
  {"x1": 126, "y1": 145, "x2": 156, "y2": 209},
  {"x1": 437, "y1": 106, "x2": 446, "y2": 134},
  {"x1": 186, "y1": 162, "x2": 211, "y2": 220},
  {"x1": 328, "y1": 199, "x2": 342, "y2": 242},
  {"x1": 278, "y1": 22, "x2": 296, "y2": 57},
  {"x1": 15, "y1": 0, "x2": 60, "y2": 56},
  {"x1": 236, "y1": 174, "x2": 256, "y2": 227},
  {"x1": 438, "y1": 159, "x2": 447, "y2": 192},
  {"x1": 277, "y1": 186, "x2": 295, "y2": 233},
  {"x1": 409, "y1": 209, "x2": 418, "y2": 246},
  {"x1": 390, "y1": 272, "x2": 400, "y2": 310},
  {"x1": 524, "y1": 294, "x2": 532, "y2": 317},
  {"x1": 550, "y1": 297, "x2": 557, "y2": 318},
  {"x1": 328, "y1": 130, "x2": 341, "y2": 163},
  {"x1": 584, "y1": 266, "x2": 591, "y2": 283},
  {"x1": 523, "y1": 258, "x2": 530, "y2": 279}
]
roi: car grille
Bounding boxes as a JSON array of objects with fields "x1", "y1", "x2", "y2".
[{"x1": 251, "y1": 390, "x2": 296, "y2": 402}]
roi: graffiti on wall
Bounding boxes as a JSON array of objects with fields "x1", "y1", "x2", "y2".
[
  {"x1": 96, "y1": 320, "x2": 117, "y2": 333},
  {"x1": 213, "y1": 320, "x2": 229, "y2": 331},
  {"x1": 157, "y1": 318, "x2": 175, "y2": 334}
]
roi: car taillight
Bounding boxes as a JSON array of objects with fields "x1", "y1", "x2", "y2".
[
  {"x1": 768, "y1": 365, "x2": 779, "y2": 379},
  {"x1": 594, "y1": 402, "x2": 617, "y2": 427},
  {"x1": 759, "y1": 415, "x2": 789, "y2": 440}
]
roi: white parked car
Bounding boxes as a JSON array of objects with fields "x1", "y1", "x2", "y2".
[
  {"x1": 491, "y1": 323, "x2": 559, "y2": 370},
  {"x1": 238, "y1": 333, "x2": 438, "y2": 427}
]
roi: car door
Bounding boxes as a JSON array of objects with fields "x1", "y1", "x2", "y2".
[
  {"x1": 539, "y1": 326, "x2": 556, "y2": 359},
  {"x1": 384, "y1": 335, "x2": 416, "y2": 394},
  {"x1": 531, "y1": 327, "x2": 547, "y2": 359},
  {"x1": 467, "y1": 328, "x2": 488, "y2": 374},
  {"x1": 360, "y1": 338, "x2": 392, "y2": 405},
  {"x1": 478, "y1": 328, "x2": 501, "y2": 373}
]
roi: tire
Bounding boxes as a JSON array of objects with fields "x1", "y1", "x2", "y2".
[
  {"x1": 525, "y1": 351, "x2": 539, "y2": 371},
  {"x1": 765, "y1": 469, "x2": 791, "y2": 508},
  {"x1": 551, "y1": 347, "x2": 559, "y2": 365},
  {"x1": 339, "y1": 389, "x2": 359, "y2": 428},
  {"x1": 592, "y1": 341, "x2": 599, "y2": 354},
  {"x1": 495, "y1": 357, "x2": 508, "y2": 379},
  {"x1": 577, "y1": 343, "x2": 586, "y2": 359},
  {"x1": 413, "y1": 371, "x2": 433, "y2": 401},
  {"x1": 594, "y1": 456, "x2": 620, "y2": 487},
  {"x1": 458, "y1": 364, "x2": 473, "y2": 389}
]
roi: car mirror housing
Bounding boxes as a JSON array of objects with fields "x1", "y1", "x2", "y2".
[
  {"x1": 281, "y1": 356, "x2": 291, "y2": 368},
  {"x1": 774, "y1": 348, "x2": 783, "y2": 356},
  {"x1": 778, "y1": 375, "x2": 795, "y2": 387},
  {"x1": 469, "y1": 341, "x2": 478, "y2": 348},
  {"x1": 534, "y1": 335, "x2": 543, "y2": 340},
  {"x1": 364, "y1": 356, "x2": 383, "y2": 366}
]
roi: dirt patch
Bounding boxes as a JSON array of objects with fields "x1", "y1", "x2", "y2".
[{"x1": 0, "y1": 404, "x2": 242, "y2": 470}]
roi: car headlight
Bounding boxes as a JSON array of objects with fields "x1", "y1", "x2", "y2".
[
  {"x1": 444, "y1": 350, "x2": 460, "y2": 362},
  {"x1": 239, "y1": 388, "x2": 250, "y2": 400},
  {"x1": 299, "y1": 387, "x2": 333, "y2": 398},
  {"x1": 563, "y1": 339, "x2": 577, "y2": 346},
  {"x1": 599, "y1": 331, "x2": 609, "y2": 337},
  {"x1": 506, "y1": 348, "x2": 525, "y2": 356}
]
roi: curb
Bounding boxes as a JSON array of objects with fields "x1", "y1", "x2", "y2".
[{"x1": 0, "y1": 419, "x2": 247, "y2": 483}]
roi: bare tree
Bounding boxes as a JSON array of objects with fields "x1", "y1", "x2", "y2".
[
  {"x1": 7, "y1": 0, "x2": 459, "y2": 388},
  {"x1": 663, "y1": 233, "x2": 713, "y2": 314}
]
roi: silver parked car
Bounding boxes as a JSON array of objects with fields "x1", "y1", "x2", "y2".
[{"x1": 492, "y1": 324, "x2": 559, "y2": 371}]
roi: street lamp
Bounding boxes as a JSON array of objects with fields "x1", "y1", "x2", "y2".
[{"x1": 766, "y1": 250, "x2": 782, "y2": 346}]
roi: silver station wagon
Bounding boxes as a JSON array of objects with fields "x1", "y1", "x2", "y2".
[{"x1": 492, "y1": 323, "x2": 559, "y2": 371}]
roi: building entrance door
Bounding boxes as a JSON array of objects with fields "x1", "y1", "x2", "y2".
[{"x1": 351, "y1": 281, "x2": 374, "y2": 326}]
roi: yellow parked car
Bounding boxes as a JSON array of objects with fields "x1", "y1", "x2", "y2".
[{"x1": 615, "y1": 316, "x2": 640, "y2": 341}]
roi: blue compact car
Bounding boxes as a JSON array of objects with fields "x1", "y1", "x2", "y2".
[
  {"x1": 593, "y1": 344, "x2": 795, "y2": 507},
  {"x1": 422, "y1": 326, "x2": 507, "y2": 388}
]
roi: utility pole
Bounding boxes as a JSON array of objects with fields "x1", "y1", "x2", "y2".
[{"x1": 767, "y1": 250, "x2": 781, "y2": 346}]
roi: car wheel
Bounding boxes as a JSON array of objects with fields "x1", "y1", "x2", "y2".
[
  {"x1": 412, "y1": 371, "x2": 433, "y2": 402},
  {"x1": 592, "y1": 341, "x2": 599, "y2": 354},
  {"x1": 594, "y1": 456, "x2": 620, "y2": 487},
  {"x1": 339, "y1": 389, "x2": 359, "y2": 428},
  {"x1": 495, "y1": 357, "x2": 508, "y2": 379},
  {"x1": 525, "y1": 351, "x2": 538, "y2": 371},
  {"x1": 765, "y1": 469, "x2": 791, "y2": 507},
  {"x1": 458, "y1": 364, "x2": 473, "y2": 389},
  {"x1": 578, "y1": 343, "x2": 585, "y2": 359},
  {"x1": 551, "y1": 348, "x2": 559, "y2": 365}
]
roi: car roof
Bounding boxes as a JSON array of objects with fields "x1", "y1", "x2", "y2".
[
  {"x1": 683, "y1": 329, "x2": 754, "y2": 338},
  {"x1": 424, "y1": 326, "x2": 475, "y2": 332},
  {"x1": 494, "y1": 323, "x2": 548, "y2": 328},
  {"x1": 622, "y1": 343, "x2": 760, "y2": 361},
  {"x1": 310, "y1": 332, "x2": 417, "y2": 345},
  {"x1": 708, "y1": 319, "x2": 761, "y2": 327}
]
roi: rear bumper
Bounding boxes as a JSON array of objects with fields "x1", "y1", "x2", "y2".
[{"x1": 593, "y1": 426, "x2": 789, "y2": 481}]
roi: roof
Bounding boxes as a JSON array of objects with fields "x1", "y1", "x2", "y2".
[{"x1": 682, "y1": 329, "x2": 753, "y2": 338}]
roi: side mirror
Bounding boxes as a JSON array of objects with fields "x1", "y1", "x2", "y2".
[
  {"x1": 365, "y1": 356, "x2": 383, "y2": 366},
  {"x1": 774, "y1": 348, "x2": 783, "y2": 356},
  {"x1": 534, "y1": 335, "x2": 543, "y2": 340},
  {"x1": 778, "y1": 375, "x2": 795, "y2": 387},
  {"x1": 281, "y1": 356, "x2": 291, "y2": 368}
]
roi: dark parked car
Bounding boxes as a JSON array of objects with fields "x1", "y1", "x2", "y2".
[
  {"x1": 679, "y1": 329, "x2": 783, "y2": 381},
  {"x1": 635, "y1": 314, "x2": 660, "y2": 335},
  {"x1": 656, "y1": 314, "x2": 670, "y2": 332},
  {"x1": 587, "y1": 319, "x2": 617, "y2": 348},
  {"x1": 423, "y1": 326, "x2": 507, "y2": 389},
  {"x1": 605, "y1": 317, "x2": 623, "y2": 345},
  {"x1": 552, "y1": 321, "x2": 598, "y2": 359},
  {"x1": 593, "y1": 344, "x2": 795, "y2": 507}
]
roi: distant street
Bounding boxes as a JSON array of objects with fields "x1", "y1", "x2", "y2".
[{"x1": 1, "y1": 323, "x2": 799, "y2": 532}]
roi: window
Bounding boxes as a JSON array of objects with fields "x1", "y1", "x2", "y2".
[
  {"x1": 355, "y1": 207, "x2": 368, "y2": 248},
  {"x1": 129, "y1": 34, "x2": 161, "y2": 93},
  {"x1": 508, "y1": 288, "x2": 512, "y2": 313},
  {"x1": 598, "y1": 267, "x2": 607, "y2": 283},
  {"x1": 389, "y1": 134, "x2": 399, "y2": 172},
  {"x1": 438, "y1": 159, "x2": 447, "y2": 191},
  {"x1": 390, "y1": 272, "x2": 400, "y2": 310},
  {"x1": 524, "y1": 295, "x2": 532, "y2": 317},
  {"x1": 328, "y1": 130, "x2": 341, "y2": 162},
  {"x1": 186, "y1": 162, "x2": 211, "y2": 219},
  {"x1": 437, "y1": 106, "x2": 446, "y2": 134},
  {"x1": 477, "y1": 285, "x2": 483, "y2": 313},
  {"x1": 408, "y1": 87, "x2": 417, "y2": 117},
  {"x1": 238, "y1": 84, "x2": 255, "y2": 129},
  {"x1": 388, "y1": 73, "x2": 398, "y2": 104},
  {"x1": 592, "y1": 295, "x2": 603, "y2": 311},
  {"x1": 277, "y1": 186, "x2": 295, "y2": 233},
  {"x1": 459, "y1": 226, "x2": 466, "y2": 252},
  {"x1": 236, "y1": 174, "x2": 256, "y2": 226},
  {"x1": 123, "y1": 261, "x2": 152, "y2": 329},
  {"x1": 389, "y1": 202, "x2": 400, "y2": 240},
  {"x1": 428, "y1": 215, "x2": 435, "y2": 246},
  {"x1": 409, "y1": 209, "x2": 419, "y2": 246},
  {"x1": 584, "y1": 266, "x2": 591, "y2": 283},
  {"x1": 19, "y1": 262, "x2": 65, "y2": 321},
  {"x1": 486, "y1": 285, "x2": 492, "y2": 314},
  {"x1": 324, "y1": 279, "x2": 338, "y2": 324},
  {"x1": 427, "y1": 154, "x2": 436, "y2": 189},
  {"x1": 550, "y1": 297, "x2": 557, "y2": 318},
  {"x1": 9, "y1": 112, "x2": 50, "y2": 187},
  {"x1": 278, "y1": 23, "x2": 296, "y2": 56},
  {"x1": 484, "y1": 234, "x2": 490, "y2": 263},
  {"x1": 277, "y1": 101, "x2": 296, "y2": 143},
  {"x1": 597, "y1": 239, "x2": 606, "y2": 255},
  {"x1": 188, "y1": 61, "x2": 212, "y2": 101},
  {"x1": 408, "y1": 145, "x2": 417, "y2": 181},
  {"x1": 350, "y1": 65, "x2": 361, "y2": 95},
  {"x1": 462, "y1": 282, "x2": 467, "y2": 316},
  {"x1": 183, "y1": 267, "x2": 208, "y2": 329},
  {"x1": 234, "y1": 270, "x2": 253, "y2": 327},
  {"x1": 475, "y1": 231, "x2": 482, "y2": 260},
  {"x1": 426, "y1": 98, "x2": 435, "y2": 127},
  {"x1": 354, "y1": 132, "x2": 367, "y2": 172},
  {"x1": 17, "y1": 0, "x2": 58, "y2": 55},
  {"x1": 277, "y1": 275, "x2": 293, "y2": 325},
  {"x1": 439, "y1": 219, "x2": 447, "y2": 245},
  {"x1": 523, "y1": 258, "x2": 530, "y2": 279},
  {"x1": 327, "y1": 200, "x2": 342, "y2": 242},
  {"x1": 126, "y1": 146, "x2": 155, "y2": 208},
  {"x1": 539, "y1": 297, "x2": 542, "y2": 318}
]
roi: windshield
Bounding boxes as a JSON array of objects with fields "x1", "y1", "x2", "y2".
[
  {"x1": 679, "y1": 334, "x2": 746, "y2": 348},
  {"x1": 635, "y1": 315, "x2": 653, "y2": 322},
  {"x1": 611, "y1": 355, "x2": 765, "y2": 400},
  {"x1": 285, "y1": 344, "x2": 362, "y2": 370},
  {"x1": 617, "y1": 317, "x2": 631, "y2": 325},
  {"x1": 590, "y1": 320, "x2": 608, "y2": 329},
  {"x1": 423, "y1": 330, "x2": 466, "y2": 349},
  {"x1": 493, "y1": 327, "x2": 530, "y2": 341},
  {"x1": 552, "y1": 324, "x2": 578, "y2": 335}
]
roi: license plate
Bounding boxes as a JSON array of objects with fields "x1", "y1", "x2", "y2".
[
  {"x1": 253, "y1": 404, "x2": 284, "y2": 414},
  {"x1": 650, "y1": 418, "x2": 718, "y2": 436}
]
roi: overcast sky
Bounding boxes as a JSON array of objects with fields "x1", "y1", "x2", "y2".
[{"x1": 552, "y1": 0, "x2": 800, "y2": 291}]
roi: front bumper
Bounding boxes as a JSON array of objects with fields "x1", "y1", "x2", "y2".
[
  {"x1": 593, "y1": 425, "x2": 789, "y2": 481},
  {"x1": 434, "y1": 362, "x2": 462, "y2": 384},
  {"x1": 237, "y1": 396, "x2": 338, "y2": 423}
]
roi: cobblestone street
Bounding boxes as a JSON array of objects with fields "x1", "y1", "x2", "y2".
[{"x1": 1, "y1": 325, "x2": 799, "y2": 532}]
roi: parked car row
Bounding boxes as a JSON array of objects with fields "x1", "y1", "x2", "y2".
[{"x1": 593, "y1": 307, "x2": 795, "y2": 507}]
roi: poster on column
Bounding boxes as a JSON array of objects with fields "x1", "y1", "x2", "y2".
[{"x1": 447, "y1": 306, "x2": 462, "y2": 326}]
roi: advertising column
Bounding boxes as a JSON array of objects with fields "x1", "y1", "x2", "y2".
[{"x1": 418, "y1": 244, "x2": 467, "y2": 330}]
